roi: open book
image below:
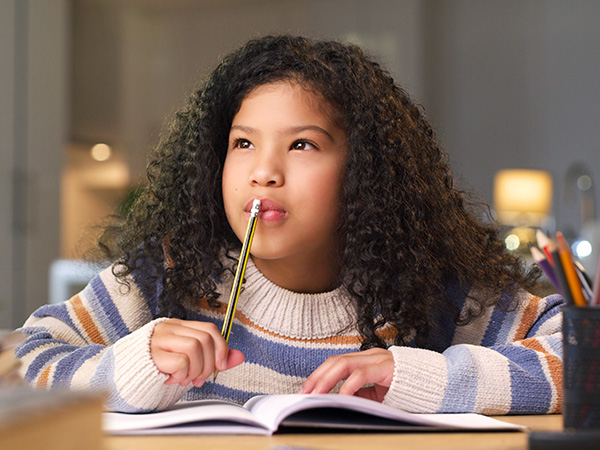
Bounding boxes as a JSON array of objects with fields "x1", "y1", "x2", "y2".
[{"x1": 103, "y1": 394, "x2": 525, "y2": 435}]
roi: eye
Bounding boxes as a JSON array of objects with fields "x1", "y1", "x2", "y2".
[
  {"x1": 232, "y1": 138, "x2": 254, "y2": 149},
  {"x1": 290, "y1": 140, "x2": 317, "y2": 151}
]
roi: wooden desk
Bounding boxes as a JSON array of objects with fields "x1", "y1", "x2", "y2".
[{"x1": 105, "y1": 414, "x2": 562, "y2": 450}]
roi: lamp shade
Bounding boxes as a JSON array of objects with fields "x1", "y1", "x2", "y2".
[{"x1": 494, "y1": 169, "x2": 553, "y2": 226}]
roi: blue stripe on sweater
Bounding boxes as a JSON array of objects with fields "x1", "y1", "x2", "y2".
[
  {"x1": 187, "y1": 311, "x2": 357, "y2": 376},
  {"x1": 15, "y1": 329, "x2": 54, "y2": 357},
  {"x1": 228, "y1": 326, "x2": 353, "y2": 376},
  {"x1": 130, "y1": 262, "x2": 163, "y2": 318},
  {"x1": 186, "y1": 382, "x2": 262, "y2": 405},
  {"x1": 81, "y1": 279, "x2": 120, "y2": 342},
  {"x1": 52, "y1": 345, "x2": 105, "y2": 388},
  {"x1": 480, "y1": 303, "x2": 510, "y2": 346},
  {"x1": 30, "y1": 303, "x2": 78, "y2": 334},
  {"x1": 494, "y1": 345, "x2": 552, "y2": 414},
  {"x1": 20, "y1": 340, "x2": 80, "y2": 381},
  {"x1": 89, "y1": 275, "x2": 130, "y2": 337},
  {"x1": 90, "y1": 348, "x2": 146, "y2": 413},
  {"x1": 544, "y1": 333, "x2": 562, "y2": 354},
  {"x1": 526, "y1": 294, "x2": 563, "y2": 338},
  {"x1": 439, "y1": 346, "x2": 477, "y2": 412}
]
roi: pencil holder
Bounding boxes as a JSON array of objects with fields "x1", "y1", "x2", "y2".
[{"x1": 562, "y1": 305, "x2": 600, "y2": 430}]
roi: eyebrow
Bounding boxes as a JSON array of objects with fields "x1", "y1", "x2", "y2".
[{"x1": 230, "y1": 124, "x2": 335, "y2": 142}]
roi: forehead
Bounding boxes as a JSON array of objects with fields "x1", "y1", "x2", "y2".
[{"x1": 237, "y1": 81, "x2": 341, "y2": 126}]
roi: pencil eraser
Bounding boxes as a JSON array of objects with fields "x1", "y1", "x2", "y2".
[{"x1": 251, "y1": 199, "x2": 261, "y2": 216}]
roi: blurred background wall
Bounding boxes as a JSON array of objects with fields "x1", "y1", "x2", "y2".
[{"x1": 2, "y1": 0, "x2": 599, "y2": 328}]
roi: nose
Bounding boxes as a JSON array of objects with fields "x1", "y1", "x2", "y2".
[{"x1": 249, "y1": 151, "x2": 284, "y2": 187}]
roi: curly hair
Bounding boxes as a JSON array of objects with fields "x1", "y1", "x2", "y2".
[{"x1": 100, "y1": 35, "x2": 539, "y2": 350}]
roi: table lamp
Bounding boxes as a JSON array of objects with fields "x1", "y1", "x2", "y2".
[{"x1": 494, "y1": 169, "x2": 553, "y2": 252}]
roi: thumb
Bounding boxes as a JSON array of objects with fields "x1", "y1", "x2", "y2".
[{"x1": 225, "y1": 349, "x2": 245, "y2": 369}]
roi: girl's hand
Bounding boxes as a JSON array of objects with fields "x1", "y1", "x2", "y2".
[
  {"x1": 150, "y1": 319, "x2": 244, "y2": 387},
  {"x1": 299, "y1": 348, "x2": 394, "y2": 402}
]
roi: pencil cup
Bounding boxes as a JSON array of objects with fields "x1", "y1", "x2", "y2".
[{"x1": 562, "y1": 305, "x2": 600, "y2": 430}]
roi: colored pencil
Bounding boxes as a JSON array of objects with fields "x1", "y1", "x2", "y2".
[
  {"x1": 214, "y1": 198, "x2": 261, "y2": 380},
  {"x1": 573, "y1": 261, "x2": 593, "y2": 303},
  {"x1": 535, "y1": 229, "x2": 556, "y2": 266},
  {"x1": 556, "y1": 232, "x2": 587, "y2": 306},
  {"x1": 528, "y1": 243, "x2": 561, "y2": 294},
  {"x1": 549, "y1": 239, "x2": 573, "y2": 305},
  {"x1": 592, "y1": 253, "x2": 600, "y2": 306}
]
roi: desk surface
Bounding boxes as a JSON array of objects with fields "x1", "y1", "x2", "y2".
[{"x1": 104, "y1": 414, "x2": 562, "y2": 450}]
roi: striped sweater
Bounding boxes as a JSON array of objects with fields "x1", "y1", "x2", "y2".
[{"x1": 16, "y1": 257, "x2": 564, "y2": 414}]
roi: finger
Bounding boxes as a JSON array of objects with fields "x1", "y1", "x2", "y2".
[
  {"x1": 179, "y1": 333, "x2": 215, "y2": 385},
  {"x1": 300, "y1": 355, "x2": 343, "y2": 393},
  {"x1": 192, "y1": 349, "x2": 245, "y2": 387},
  {"x1": 152, "y1": 348, "x2": 190, "y2": 385},
  {"x1": 353, "y1": 386, "x2": 379, "y2": 401},
  {"x1": 170, "y1": 320, "x2": 230, "y2": 372},
  {"x1": 302, "y1": 349, "x2": 394, "y2": 395},
  {"x1": 353, "y1": 384, "x2": 391, "y2": 402},
  {"x1": 338, "y1": 363, "x2": 391, "y2": 396},
  {"x1": 225, "y1": 349, "x2": 245, "y2": 369},
  {"x1": 158, "y1": 321, "x2": 227, "y2": 376},
  {"x1": 304, "y1": 354, "x2": 362, "y2": 394},
  {"x1": 152, "y1": 332, "x2": 215, "y2": 385}
]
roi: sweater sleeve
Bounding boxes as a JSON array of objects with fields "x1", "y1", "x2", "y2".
[
  {"x1": 15, "y1": 266, "x2": 190, "y2": 412},
  {"x1": 382, "y1": 292, "x2": 564, "y2": 415}
]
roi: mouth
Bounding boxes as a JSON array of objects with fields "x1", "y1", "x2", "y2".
[{"x1": 245, "y1": 198, "x2": 286, "y2": 222}]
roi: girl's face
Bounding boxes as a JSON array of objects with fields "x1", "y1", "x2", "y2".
[{"x1": 222, "y1": 81, "x2": 348, "y2": 293}]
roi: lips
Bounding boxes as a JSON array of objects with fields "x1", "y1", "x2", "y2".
[{"x1": 245, "y1": 198, "x2": 286, "y2": 222}]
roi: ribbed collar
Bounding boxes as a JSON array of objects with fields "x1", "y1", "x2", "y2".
[{"x1": 218, "y1": 257, "x2": 358, "y2": 339}]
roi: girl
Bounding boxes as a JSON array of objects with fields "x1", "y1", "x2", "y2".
[{"x1": 17, "y1": 35, "x2": 563, "y2": 414}]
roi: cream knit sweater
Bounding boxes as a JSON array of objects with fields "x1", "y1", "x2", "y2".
[{"x1": 17, "y1": 258, "x2": 564, "y2": 414}]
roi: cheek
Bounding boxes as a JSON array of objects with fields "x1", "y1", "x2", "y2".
[
  {"x1": 303, "y1": 168, "x2": 344, "y2": 213},
  {"x1": 222, "y1": 159, "x2": 239, "y2": 197},
  {"x1": 221, "y1": 162, "x2": 238, "y2": 221}
]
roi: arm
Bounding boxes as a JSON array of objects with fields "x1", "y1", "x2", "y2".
[
  {"x1": 384, "y1": 292, "x2": 563, "y2": 414},
  {"x1": 302, "y1": 292, "x2": 564, "y2": 415},
  {"x1": 16, "y1": 266, "x2": 189, "y2": 412}
]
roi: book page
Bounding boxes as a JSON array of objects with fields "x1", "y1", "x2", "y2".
[
  {"x1": 103, "y1": 399, "x2": 271, "y2": 435},
  {"x1": 244, "y1": 394, "x2": 525, "y2": 431}
]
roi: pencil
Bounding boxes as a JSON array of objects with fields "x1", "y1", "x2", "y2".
[
  {"x1": 535, "y1": 229, "x2": 556, "y2": 266},
  {"x1": 214, "y1": 199, "x2": 261, "y2": 380},
  {"x1": 549, "y1": 238, "x2": 572, "y2": 304},
  {"x1": 528, "y1": 243, "x2": 560, "y2": 294},
  {"x1": 556, "y1": 232, "x2": 587, "y2": 306},
  {"x1": 592, "y1": 253, "x2": 600, "y2": 306},
  {"x1": 573, "y1": 261, "x2": 594, "y2": 303}
]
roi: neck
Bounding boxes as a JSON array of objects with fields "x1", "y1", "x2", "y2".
[{"x1": 251, "y1": 253, "x2": 340, "y2": 294}]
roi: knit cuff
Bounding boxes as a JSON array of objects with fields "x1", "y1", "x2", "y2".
[
  {"x1": 111, "y1": 318, "x2": 190, "y2": 411},
  {"x1": 382, "y1": 346, "x2": 448, "y2": 413}
]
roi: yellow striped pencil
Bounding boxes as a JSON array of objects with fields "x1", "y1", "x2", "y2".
[
  {"x1": 556, "y1": 232, "x2": 587, "y2": 306},
  {"x1": 214, "y1": 199, "x2": 261, "y2": 379}
]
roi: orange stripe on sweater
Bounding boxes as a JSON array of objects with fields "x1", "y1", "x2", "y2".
[
  {"x1": 514, "y1": 295, "x2": 541, "y2": 341},
  {"x1": 71, "y1": 295, "x2": 106, "y2": 345},
  {"x1": 197, "y1": 302, "x2": 397, "y2": 345},
  {"x1": 521, "y1": 337, "x2": 563, "y2": 412},
  {"x1": 37, "y1": 365, "x2": 51, "y2": 388},
  {"x1": 235, "y1": 309, "x2": 362, "y2": 345}
]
